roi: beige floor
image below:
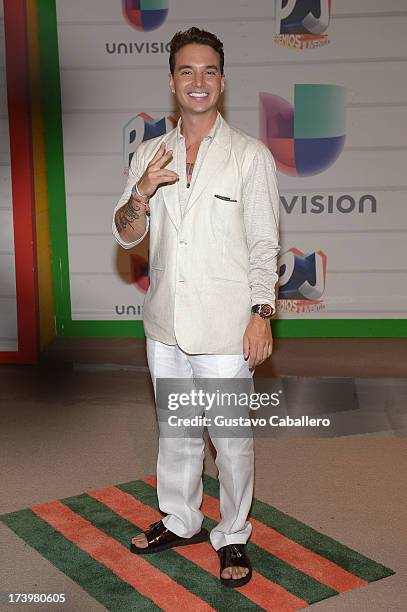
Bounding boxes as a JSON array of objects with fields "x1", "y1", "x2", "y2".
[{"x1": 1, "y1": 338, "x2": 406, "y2": 612}]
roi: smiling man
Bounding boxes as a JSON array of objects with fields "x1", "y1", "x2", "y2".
[{"x1": 112, "y1": 27, "x2": 280, "y2": 588}]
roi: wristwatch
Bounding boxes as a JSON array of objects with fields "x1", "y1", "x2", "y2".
[{"x1": 251, "y1": 304, "x2": 274, "y2": 319}]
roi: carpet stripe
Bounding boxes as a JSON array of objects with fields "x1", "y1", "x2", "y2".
[
  {"x1": 119, "y1": 479, "x2": 338, "y2": 604},
  {"x1": 0, "y1": 509, "x2": 158, "y2": 611},
  {"x1": 90, "y1": 486, "x2": 308, "y2": 611},
  {"x1": 62, "y1": 492, "x2": 262, "y2": 611},
  {"x1": 201, "y1": 473, "x2": 395, "y2": 583},
  {"x1": 199, "y1": 492, "x2": 366, "y2": 593},
  {"x1": 31, "y1": 500, "x2": 213, "y2": 612}
]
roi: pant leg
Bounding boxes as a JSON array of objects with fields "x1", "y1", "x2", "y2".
[
  {"x1": 146, "y1": 338, "x2": 205, "y2": 538},
  {"x1": 187, "y1": 353, "x2": 254, "y2": 551}
]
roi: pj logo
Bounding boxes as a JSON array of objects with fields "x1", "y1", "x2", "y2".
[
  {"x1": 274, "y1": 0, "x2": 332, "y2": 50},
  {"x1": 123, "y1": 112, "x2": 177, "y2": 174},
  {"x1": 277, "y1": 248, "x2": 327, "y2": 314},
  {"x1": 260, "y1": 84, "x2": 346, "y2": 177}
]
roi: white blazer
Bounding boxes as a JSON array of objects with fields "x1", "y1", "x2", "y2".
[{"x1": 112, "y1": 115, "x2": 279, "y2": 354}]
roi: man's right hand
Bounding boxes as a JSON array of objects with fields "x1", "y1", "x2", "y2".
[{"x1": 137, "y1": 143, "x2": 179, "y2": 198}]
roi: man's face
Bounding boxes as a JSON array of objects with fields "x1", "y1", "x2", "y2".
[{"x1": 169, "y1": 44, "x2": 224, "y2": 116}]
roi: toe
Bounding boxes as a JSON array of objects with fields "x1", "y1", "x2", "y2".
[
  {"x1": 232, "y1": 566, "x2": 248, "y2": 579},
  {"x1": 131, "y1": 534, "x2": 148, "y2": 548},
  {"x1": 221, "y1": 566, "x2": 233, "y2": 579}
]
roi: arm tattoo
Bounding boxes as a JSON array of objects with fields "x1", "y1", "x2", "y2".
[{"x1": 115, "y1": 196, "x2": 141, "y2": 233}]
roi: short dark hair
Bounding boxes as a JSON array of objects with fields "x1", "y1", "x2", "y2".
[{"x1": 169, "y1": 27, "x2": 224, "y2": 75}]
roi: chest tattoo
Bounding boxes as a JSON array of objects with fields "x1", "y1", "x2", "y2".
[{"x1": 186, "y1": 162, "x2": 195, "y2": 187}]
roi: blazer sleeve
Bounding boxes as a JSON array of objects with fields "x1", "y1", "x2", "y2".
[
  {"x1": 243, "y1": 144, "x2": 280, "y2": 313},
  {"x1": 111, "y1": 146, "x2": 150, "y2": 250}
]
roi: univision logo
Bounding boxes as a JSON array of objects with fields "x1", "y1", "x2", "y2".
[
  {"x1": 274, "y1": 0, "x2": 331, "y2": 50},
  {"x1": 122, "y1": 0, "x2": 168, "y2": 32},
  {"x1": 260, "y1": 84, "x2": 346, "y2": 177}
]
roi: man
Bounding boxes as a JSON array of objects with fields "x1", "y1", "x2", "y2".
[{"x1": 112, "y1": 27, "x2": 279, "y2": 588}]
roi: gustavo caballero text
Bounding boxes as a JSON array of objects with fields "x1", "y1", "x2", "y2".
[{"x1": 167, "y1": 415, "x2": 331, "y2": 428}]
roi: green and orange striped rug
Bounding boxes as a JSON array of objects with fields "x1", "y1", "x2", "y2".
[{"x1": 1, "y1": 474, "x2": 394, "y2": 611}]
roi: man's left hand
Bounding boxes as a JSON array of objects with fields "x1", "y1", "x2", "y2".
[{"x1": 243, "y1": 315, "x2": 273, "y2": 370}]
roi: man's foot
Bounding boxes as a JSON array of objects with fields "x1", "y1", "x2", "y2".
[
  {"x1": 221, "y1": 565, "x2": 250, "y2": 581},
  {"x1": 217, "y1": 543, "x2": 252, "y2": 588},
  {"x1": 130, "y1": 520, "x2": 209, "y2": 555},
  {"x1": 131, "y1": 533, "x2": 149, "y2": 549}
]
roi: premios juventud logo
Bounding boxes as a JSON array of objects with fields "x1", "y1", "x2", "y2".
[
  {"x1": 123, "y1": 112, "x2": 177, "y2": 174},
  {"x1": 277, "y1": 248, "x2": 327, "y2": 314},
  {"x1": 122, "y1": 0, "x2": 168, "y2": 32},
  {"x1": 274, "y1": 0, "x2": 332, "y2": 51}
]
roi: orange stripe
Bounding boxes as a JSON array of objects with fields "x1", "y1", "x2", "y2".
[
  {"x1": 90, "y1": 486, "x2": 307, "y2": 611},
  {"x1": 31, "y1": 500, "x2": 213, "y2": 612},
  {"x1": 142, "y1": 476, "x2": 367, "y2": 592},
  {"x1": 200, "y1": 494, "x2": 366, "y2": 593}
]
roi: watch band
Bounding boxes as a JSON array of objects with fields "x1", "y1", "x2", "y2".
[{"x1": 251, "y1": 304, "x2": 274, "y2": 319}]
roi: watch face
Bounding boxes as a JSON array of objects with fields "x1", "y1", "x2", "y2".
[{"x1": 260, "y1": 304, "x2": 273, "y2": 318}]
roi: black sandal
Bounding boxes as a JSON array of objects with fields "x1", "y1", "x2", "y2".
[
  {"x1": 130, "y1": 520, "x2": 209, "y2": 555},
  {"x1": 217, "y1": 543, "x2": 253, "y2": 588}
]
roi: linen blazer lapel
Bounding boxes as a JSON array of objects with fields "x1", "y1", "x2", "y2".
[
  {"x1": 183, "y1": 116, "x2": 232, "y2": 218},
  {"x1": 159, "y1": 128, "x2": 181, "y2": 231}
]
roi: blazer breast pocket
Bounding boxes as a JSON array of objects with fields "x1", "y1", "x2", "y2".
[{"x1": 214, "y1": 193, "x2": 238, "y2": 203}]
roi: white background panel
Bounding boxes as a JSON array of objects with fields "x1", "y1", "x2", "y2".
[
  {"x1": 0, "y1": 82, "x2": 8, "y2": 115},
  {"x1": 57, "y1": 1, "x2": 276, "y2": 23},
  {"x1": 279, "y1": 191, "x2": 407, "y2": 232},
  {"x1": 0, "y1": 9, "x2": 17, "y2": 351},
  {"x1": 64, "y1": 155, "x2": 124, "y2": 194},
  {"x1": 0, "y1": 165, "x2": 12, "y2": 202},
  {"x1": 70, "y1": 274, "x2": 145, "y2": 320},
  {"x1": 56, "y1": 17, "x2": 407, "y2": 69},
  {"x1": 67, "y1": 195, "x2": 123, "y2": 234},
  {"x1": 69, "y1": 231, "x2": 407, "y2": 276},
  {"x1": 59, "y1": 61, "x2": 407, "y2": 112},
  {"x1": 0, "y1": 297, "x2": 18, "y2": 337},
  {"x1": 0, "y1": 116, "x2": 12, "y2": 154},
  {"x1": 0, "y1": 254, "x2": 17, "y2": 296},
  {"x1": 56, "y1": 1, "x2": 407, "y2": 23},
  {"x1": 335, "y1": 1, "x2": 407, "y2": 15},
  {"x1": 323, "y1": 271, "x2": 407, "y2": 313},
  {"x1": 60, "y1": 105, "x2": 407, "y2": 154},
  {"x1": 66, "y1": 191, "x2": 406, "y2": 236},
  {"x1": 0, "y1": 209, "x2": 15, "y2": 251},
  {"x1": 54, "y1": 1, "x2": 407, "y2": 322},
  {"x1": 278, "y1": 233, "x2": 406, "y2": 273},
  {"x1": 62, "y1": 149, "x2": 407, "y2": 194},
  {"x1": 68, "y1": 236, "x2": 134, "y2": 274}
]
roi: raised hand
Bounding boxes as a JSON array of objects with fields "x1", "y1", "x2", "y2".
[{"x1": 137, "y1": 143, "x2": 179, "y2": 198}]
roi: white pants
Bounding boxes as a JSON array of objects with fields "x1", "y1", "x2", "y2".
[{"x1": 146, "y1": 337, "x2": 254, "y2": 551}]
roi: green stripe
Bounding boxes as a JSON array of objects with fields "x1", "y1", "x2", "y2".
[
  {"x1": 57, "y1": 319, "x2": 145, "y2": 337},
  {"x1": 274, "y1": 319, "x2": 407, "y2": 338},
  {"x1": 203, "y1": 474, "x2": 395, "y2": 583},
  {"x1": 37, "y1": 0, "x2": 71, "y2": 331},
  {"x1": 55, "y1": 318, "x2": 407, "y2": 339},
  {"x1": 61, "y1": 492, "x2": 261, "y2": 610},
  {"x1": 0, "y1": 509, "x2": 158, "y2": 611},
  {"x1": 117, "y1": 480, "x2": 336, "y2": 604}
]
